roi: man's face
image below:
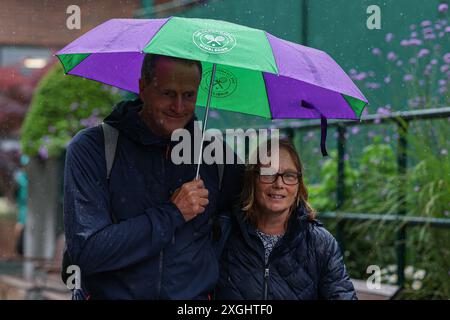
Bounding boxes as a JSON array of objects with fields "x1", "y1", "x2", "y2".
[{"x1": 139, "y1": 57, "x2": 201, "y2": 138}]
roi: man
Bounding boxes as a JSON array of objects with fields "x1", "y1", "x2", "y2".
[{"x1": 63, "y1": 54, "x2": 243, "y2": 299}]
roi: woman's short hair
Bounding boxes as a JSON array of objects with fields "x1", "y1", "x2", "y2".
[{"x1": 240, "y1": 138, "x2": 316, "y2": 227}]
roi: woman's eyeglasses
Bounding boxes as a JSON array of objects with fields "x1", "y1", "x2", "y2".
[{"x1": 255, "y1": 170, "x2": 302, "y2": 185}]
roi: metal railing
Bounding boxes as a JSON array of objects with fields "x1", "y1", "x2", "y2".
[{"x1": 282, "y1": 106, "x2": 450, "y2": 288}]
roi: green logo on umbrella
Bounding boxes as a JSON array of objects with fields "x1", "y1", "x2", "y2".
[
  {"x1": 193, "y1": 30, "x2": 236, "y2": 54},
  {"x1": 201, "y1": 68, "x2": 237, "y2": 98}
]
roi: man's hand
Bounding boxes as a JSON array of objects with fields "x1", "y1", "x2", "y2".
[{"x1": 170, "y1": 179, "x2": 209, "y2": 222}]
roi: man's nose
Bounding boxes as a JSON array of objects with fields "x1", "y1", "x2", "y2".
[{"x1": 172, "y1": 96, "x2": 184, "y2": 113}]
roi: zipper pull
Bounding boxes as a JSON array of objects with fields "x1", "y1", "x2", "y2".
[{"x1": 264, "y1": 268, "x2": 270, "y2": 279}]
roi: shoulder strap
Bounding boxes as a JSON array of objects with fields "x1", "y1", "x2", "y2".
[{"x1": 101, "y1": 122, "x2": 119, "y2": 180}]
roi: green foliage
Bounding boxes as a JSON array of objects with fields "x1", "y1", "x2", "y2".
[
  {"x1": 20, "y1": 63, "x2": 121, "y2": 158},
  {"x1": 308, "y1": 150, "x2": 359, "y2": 211}
]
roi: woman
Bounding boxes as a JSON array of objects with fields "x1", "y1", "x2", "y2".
[{"x1": 215, "y1": 139, "x2": 356, "y2": 300}]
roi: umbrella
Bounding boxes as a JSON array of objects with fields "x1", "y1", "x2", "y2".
[{"x1": 56, "y1": 17, "x2": 368, "y2": 176}]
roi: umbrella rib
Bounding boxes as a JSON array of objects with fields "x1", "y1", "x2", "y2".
[
  {"x1": 195, "y1": 63, "x2": 217, "y2": 180},
  {"x1": 141, "y1": 16, "x2": 174, "y2": 53}
]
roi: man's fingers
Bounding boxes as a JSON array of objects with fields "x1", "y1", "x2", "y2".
[
  {"x1": 196, "y1": 188, "x2": 209, "y2": 198},
  {"x1": 198, "y1": 197, "x2": 209, "y2": 207}
]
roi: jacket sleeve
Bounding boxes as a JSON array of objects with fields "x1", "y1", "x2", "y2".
[
  {"x1": 63, "y1": 129, "x2": 185, "y2": 276},
  {"x1": 317, "y1": 228, "x2": 357, "y2": 300}
]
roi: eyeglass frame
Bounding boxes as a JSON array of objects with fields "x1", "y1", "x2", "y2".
[{"x1": 253, "y1": 169, "x2": 302, "y2": 185}]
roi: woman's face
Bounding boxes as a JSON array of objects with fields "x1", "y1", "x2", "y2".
[{"x1": 254, "y1": 148, "x2": 299, "y2": 217}]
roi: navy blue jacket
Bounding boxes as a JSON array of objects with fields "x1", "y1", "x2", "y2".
[
  {"x1": 63, "y1": 99, "x2": 243, "y2": 299},
  {"x1": 216, "y1": 205, "x2": 357, "y2": 300}
]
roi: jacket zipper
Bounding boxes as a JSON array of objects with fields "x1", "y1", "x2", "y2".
[
  {"x1": 157, "y1": 145, "x2": 170, "y2": 298},
  {"x1": 157, "y1": 250, "x2": 164, "y2": 298},
  {"x1": 263, "y1": 267, "x2": 270, "y2": 300}
]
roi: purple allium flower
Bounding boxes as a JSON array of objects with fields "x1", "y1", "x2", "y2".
[
  {"x1": 441, "y1": 65, "x2": 449, "y2": 72},
  {"x1": 439, "y1": 31, "x2": 445, "y2": 37},
  {"x1": 352, "y1": 72, "x2": 367, "y2": 81},
  {"x1": 387, "y1": 52, "x2": 397, "y2": 61},
  {"x1": 409, "y1": 39, "x2": 423, "y2": 46},
  {"x1": 349, "y1": 68, "x2": 357, "y2": 74},
  {"x1": 351, "y1": 127, "x2": 360, "y2": 135},
  {"x1": 400, "y1": 39, "x2": 410, "y2": 46},
  {"x1": 423, "y1": 27, "x2": 434, "y2": 34},
  {"x1": 69, "y1": 102, "x2": 79, "y2": 111},
  {"x1": 38, "y1": 145, "x2": 49, "y2": 160},
  {"x1": 408, "y1": 98, "x2": 419, "y2": 108},
  {"x1": 414, "y1": 186, "x2": 420, "y2": 192},
  {"x1": 424, "y1": 33, "x2": 436, "y2": 40},
  {"x1": 344, "y1": 154, "x2": 349, "y2": 161},
  {"x1": 384, "y1": 76, "x2": 391, "y2": 83},
  {"x1": 421, "y1": 20, "x2": 432, "y2": 27},
  {"x1": 396, "y1": 60, "x2": 403, "y2": 66},
  {"x1": 439, "y1": 79, "x2": 447, "y2": 86},
  {"x1": 418, "y1": 49, "x2": 430, "y2": 58},
  {"x1": 48, "y1": 126, "x2": 56, "y2": 133},
  {"x1": 403, "y1": 74, "x2": 414, "y2": 82},
  {"x1": 307, "y1": 131, "x2": 315, "y2": 138},
  {"x1": 445, "y1": 26, "x2": 450, "y2": 32},
  {"x1": 443, "y1": 53, "x2": 450, "y2": 64},
  {"x1": 372, "y1": 48, "x2": 382, "y2": 56},
  {"x1": 431, "y1": 59, "x2": 438, "y2": 65},
  {"x1": 438, "y1": 3, "x2": 449, "y2": 12},
  {"x1": 411, "y1": 31, "x2": 418, "y2": 38},
  {"x1": 385, "y1": 33, "x2": 394, "y2": 42},
  {"x1": 384, "y1": 136, "x2": 391, "y2": 143},
  {"x1": 410, "y1": 24, "x2": 416, "y2": 30},
  {"x1": 377, "y1": 107, "x2": 391, "y2": 115},
  {"x1": 209, "y1": 110, "x2": 220, "y2": 119},
  {"x1": 440, "y1": 87, "x2": 448, "y2": 94},
  {"x1": 368, "y1": 131, "x2": 376, "y2": 138},
  {"x1": 365, "y1": 82, "x2": 381, "y2": 89},
  {"x1": 374, "y1": 118, "x2": 381, "y2": 124}
]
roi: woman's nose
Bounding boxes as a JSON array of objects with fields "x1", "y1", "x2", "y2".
[{"x1": 273, "y1": 175, "x2": 284, "y2": 187}]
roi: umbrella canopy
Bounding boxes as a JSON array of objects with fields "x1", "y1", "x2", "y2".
[
  {"x1": 57, "y1": 17, "x2": 367, "y2": 118},
  {"x1": 56, "y1": 17, "x2": 368, "y2": 158}
]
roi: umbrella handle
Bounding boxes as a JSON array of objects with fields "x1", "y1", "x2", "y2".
[{"x1": 195, "y1": 63, "x2": 217, "y2": 180}]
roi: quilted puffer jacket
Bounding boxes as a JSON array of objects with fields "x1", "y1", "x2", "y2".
[{"x1": 216, "y1": 205, "x2": 357, "y2": 300}]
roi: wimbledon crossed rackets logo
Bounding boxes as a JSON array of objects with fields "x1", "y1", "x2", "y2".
[{"x1": 192, "y1": 29, "x2": 237, "y2": 54}]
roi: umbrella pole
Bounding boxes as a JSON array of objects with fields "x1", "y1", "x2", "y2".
[{"x1": 195, "y1": 63, "x2": 217, "y2": 180}]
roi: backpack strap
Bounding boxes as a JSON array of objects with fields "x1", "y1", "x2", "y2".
[
  {"x1": 101, "y1": 122, "x2": 119, "y2": 180},
  {"x1": 62, "y1": 123, "x2": 120, "y2": 293},
  {"x1": 101, "y1": 122, "x2": 119, "y2": 224}
]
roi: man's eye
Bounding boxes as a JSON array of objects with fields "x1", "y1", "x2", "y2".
[
  {"x1": 161, "y1": 91, "x2": 174, "y2": 97},
  {"x1": 184, "y1": 92, "x2": 196, "y2": 99}
]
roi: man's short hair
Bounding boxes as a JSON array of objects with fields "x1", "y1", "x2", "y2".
[{"x1": 141, "y1": 54, "x2": 203, "y2": 84}]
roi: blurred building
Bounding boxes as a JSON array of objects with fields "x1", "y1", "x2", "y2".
[{"x1": 0, "y1": 0, "x2": 142, "y2": 198}]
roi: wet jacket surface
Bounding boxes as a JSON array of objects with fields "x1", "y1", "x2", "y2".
[
  {"x1": 63, "y1": 99, "x2": 243, "y2": 299},
  {"x1": 216, "y1": 205, "x2": 357, "y2": 300}
]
